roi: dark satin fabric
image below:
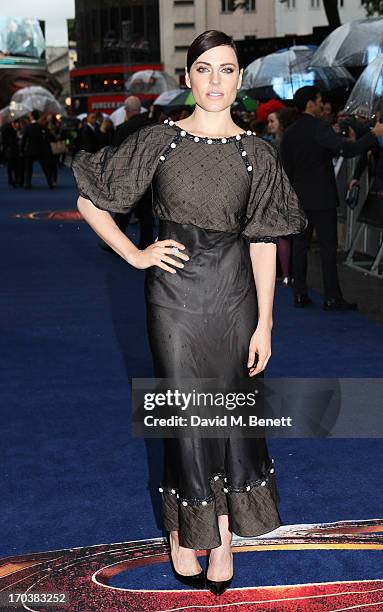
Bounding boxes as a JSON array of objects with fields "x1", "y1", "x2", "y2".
[{"x1": 145, "y1": 220, "x2": 281, "y2": 549}]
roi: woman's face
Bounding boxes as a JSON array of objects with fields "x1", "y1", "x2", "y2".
[
  {"x1": 185, "y1": 44, "x2": 242, "y2": 111},
  {"x1": 267, "y1": 113, "x2": 280, "y2": 134}
]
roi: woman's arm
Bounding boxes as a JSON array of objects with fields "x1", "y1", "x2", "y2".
[
  {"x1": 77, "y1": 195, "x2": 188, "y2": 272},
  {"x1": 247, "y1": 242, "x2": 276, "y2": 376}
]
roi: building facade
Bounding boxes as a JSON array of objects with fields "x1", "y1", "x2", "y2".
[
  {"x1": 159, "y1": 0, "x2": 276, "y2": 82},
  {"x1": 46, "y1": 46, "x2": 71, "y2": 102},
  {"x1": 275, "y1": 0, "x2": 366, "y2": 37},
  {"x1": 71, "y1": 0, "x2": 161, "y2": 114},
  {"x1": 71, "y1": 0, "x2": 368, "y2": 109}
]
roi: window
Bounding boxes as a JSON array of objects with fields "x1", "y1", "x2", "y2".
[
  {"x1": 75, "y1": 2, "x2": 160, "y2": 67},
  {"x1": 221, "y1": 0, "x2": 235, "y2": 12},
  {"x1": 310, "y1": 0, "x2": 321, "y2": 8},
  {"x1": 245, "y1": 0, "x2": 256, "y2": 10},
  {"x1": 174, "y1": 22, "x2": 195, "y2": 28},
  {"x1": 175, "y1": 45, "x2": 189, "y2": 51},
  {"x1": 174, "y1": 0, "x2": 194, "y2": 4},
  {"x1": 286, "y1": 0, "x2": 296, "y2": 9},
  {"x1": 338, "y1": 0, "x2": 344, "y2": 6}
]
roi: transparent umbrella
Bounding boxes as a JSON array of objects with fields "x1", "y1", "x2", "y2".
[
  {"x1": 310, "y1": 18, "x2": 383, "y2": 68},
  {"x1": 242, "y1": 46, "x2": 353, "y2": 100},
  {"x1": 343, "y1": 53, "x2": 383, "y2": 118},
  {"x1": 9, "y1": 85, "x2": 62, "y2": 118},
  {"x1": 125, "y1": 70, "x2": 178, "y2": 95},
  {"x1": 153, "y1": 89, "x2": 185, "y2": 106}
]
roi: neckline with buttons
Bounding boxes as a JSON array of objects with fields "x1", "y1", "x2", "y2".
[{"x1": 163, "y1": 119, "x2": 254, "y2": 144}]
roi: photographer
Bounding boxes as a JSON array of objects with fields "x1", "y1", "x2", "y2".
[
  {"x1": 348, "y1": 113, "x2": 383, "y2": 195},
  {"x1": 280, "y1": 86, "x2": 383, "y2": 311}
]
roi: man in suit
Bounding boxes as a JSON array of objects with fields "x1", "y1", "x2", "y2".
[
  {"x1": 79, "y1": 112, "x2": 101, "y2": 153},
  {"x1": 100, "y1": 96, "x2": 154, "y2": 252},
  {"x1": 22, "y1": 110, "x2": 54, "y2": 189},
  {"x1": 112, "y1": 96, "x2": 152, "y2": 146},
  {"x1": 2, "y1": 121, "x2": 19, "y2": 187},
  {"x1": 280, "y1": 86, "x2": 383, "y2": 311}
]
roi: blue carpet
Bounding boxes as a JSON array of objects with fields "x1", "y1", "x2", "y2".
[
  {"x1": 1, "y1": 166, "x2": 382, "y2": 586},
  {"x1": 111, "y1": 550, "x2": 383, "y2": 590}
]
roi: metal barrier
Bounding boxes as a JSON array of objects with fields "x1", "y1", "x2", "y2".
[{"x1": 336, "y1": 156, "x2": 383, "y2": 279}]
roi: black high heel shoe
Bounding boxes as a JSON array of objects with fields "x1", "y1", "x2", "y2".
[
  {"x1": 205, "y1": 550, "x2": 233, "y2": 596},
  {"x1": 205, "y1": 574, "x2": 233, "y2": 596},
  {"x1": 167, "y1": 534, "x2": 205, "y2": 589}
]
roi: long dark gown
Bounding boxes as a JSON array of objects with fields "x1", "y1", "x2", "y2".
[{"x1": 72, "y1": 120, "x2": 308, "y2": 550}]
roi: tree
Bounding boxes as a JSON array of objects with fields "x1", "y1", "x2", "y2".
[
  {"x1": 361, "y1": 0, "x2": 383, "y2": 15},
  {"x1": 278, "y1": 0, "x2": 341, "y2": 27}
]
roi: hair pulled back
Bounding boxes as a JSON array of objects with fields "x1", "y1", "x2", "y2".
[{"x1": 186, "y1": 30, "x2": 239, "y2": 73}]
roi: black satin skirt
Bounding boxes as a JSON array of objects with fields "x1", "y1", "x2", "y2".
[{"x1": 144, "y1": 220, "x2": 281, "y2": 549}]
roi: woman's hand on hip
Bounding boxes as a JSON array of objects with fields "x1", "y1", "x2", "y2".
[
  {"x1": 128, "y1": 238, "x2": 189, "y2": 273},
  {"x1": 247, "y1": 326, "x2": 272, "y2": 376}
]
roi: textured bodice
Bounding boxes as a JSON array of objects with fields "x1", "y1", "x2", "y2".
[
  {"x1": 71, "y1": 120, "x2": 307, "y2": 242},
  {"x1": 154, "y1": 121, "x2": 253, "y2": 234}
]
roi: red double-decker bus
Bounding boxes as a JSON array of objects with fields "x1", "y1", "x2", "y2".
[{"x1": 71, "y1": 62, "x2": 163, "y2": 115}]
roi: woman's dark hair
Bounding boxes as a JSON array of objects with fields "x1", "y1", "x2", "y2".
[{"x1": 187, "y1": 30, "x2": 239, "y2": 73}]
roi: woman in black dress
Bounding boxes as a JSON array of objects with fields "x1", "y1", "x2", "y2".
[{"x1": 72, "y1": 30, "x2": 307, "y2": 596}]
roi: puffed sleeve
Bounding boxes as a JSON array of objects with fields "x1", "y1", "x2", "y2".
[
  {"x1": 71, "y1": 123, "x2": 172, "y2": 213},
  {"x1": 242, "y1": 137, "x2": 308, "y2": 243}
]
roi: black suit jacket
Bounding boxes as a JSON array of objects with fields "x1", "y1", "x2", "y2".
[
  {"x1": 280, "y1": 113, "x2": 378, "y2": 210},
  {"x1": 1, "y1": 123, "x2": 18, "y2": 159},
  {"x1": 80, "y1": 124, "x2": 101, "y2": 153},
  {"x1": 112, "y1": 112, "x2": 152, "y2": 147},
  {"x1": 22, "y1": 122, "x2": 47, "y2": 157}
]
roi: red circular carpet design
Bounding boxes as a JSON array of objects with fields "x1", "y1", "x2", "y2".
[{"x1": 1, "y1": 519, "x2": 382, "y2": 611}]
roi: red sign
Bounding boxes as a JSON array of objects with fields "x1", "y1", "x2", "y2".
[{"x1": 88, "y1": 95, "x2": 126, "y2": 113}]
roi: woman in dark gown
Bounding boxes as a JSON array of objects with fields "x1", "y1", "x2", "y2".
[{"x1": 72, "y1": 30, "x2": 307, "y2": 595}]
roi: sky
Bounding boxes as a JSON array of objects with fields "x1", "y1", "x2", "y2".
[{"x1": 0, "y1": 0, "x2": 75, "y2": 46}]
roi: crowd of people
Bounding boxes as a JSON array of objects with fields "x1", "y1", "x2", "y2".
[
  {"x1": 0, "y1": 107, "x2": 121, "y2": 189},
  {"x1": 0, "y1": 110, "x2": 69, "y2": 189},
  {"x1": 2, "y1": 88, "x2": 381, "y2": 311}
]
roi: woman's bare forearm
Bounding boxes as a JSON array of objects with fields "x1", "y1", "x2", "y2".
[
  {"x1": 77, "y1": 196, "x2": 139, "y2": 264},
  {"x1": 249, "y1": 242, "x2": 276, "y2": 330}
]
